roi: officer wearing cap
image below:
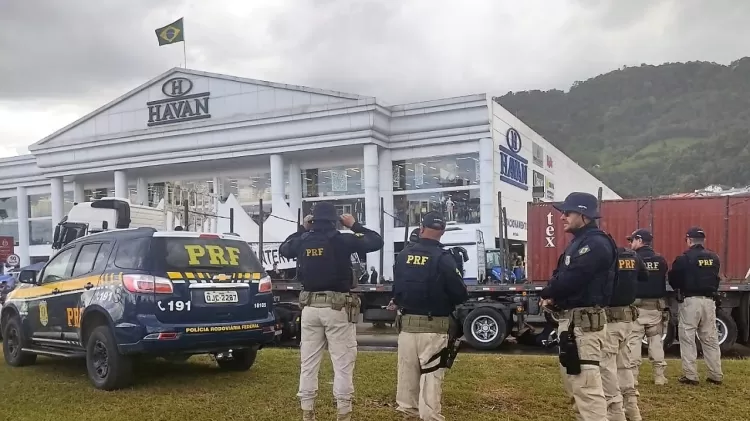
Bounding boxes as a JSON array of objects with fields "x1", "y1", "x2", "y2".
[
  {"x1": 392, "y1": 212, "x2": 468, "y2": 421},
  {"x1": 600, "y1": 245, "x2": 647, "y2": 421},
  {"x1": 668, "y1": 227, "x2": 723, "y2": 386},
  {"x1": 279, "y1": 202, "x2": 384, "y2": 421},
  {"x1": 625, "y1": 228, "x2": 669, "y2": 386},
  {"x1": 539, "y1": 192, "x2": 616, "y2": 421}
]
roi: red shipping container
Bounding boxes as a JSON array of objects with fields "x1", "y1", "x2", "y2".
[{"x1": 527, "y1": 196, "x2": 750, "y2": 285}]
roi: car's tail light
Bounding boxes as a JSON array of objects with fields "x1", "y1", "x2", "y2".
[
  {"x1": 199, "y1": 233, "x2": 220, "y2": 239},
  {"x1": 122, "y1": 274, "x2": 174, "y2": 294},
  {"x1": 258, "y1": 275, "x2": 272, "y2": 293}
]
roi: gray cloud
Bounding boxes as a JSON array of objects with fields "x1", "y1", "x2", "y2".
[{"x1": 0, "y1": 0, "x2": 184, "y2": 101}]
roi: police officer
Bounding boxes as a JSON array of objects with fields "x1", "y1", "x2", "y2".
[
  {"x1": 600, "y1": 246, "x2": 646, "y2": 421},
  {"x1": 279, "y1": 202, "x2": 384, "y2": 421},
  {"x1": 668, "y1": 227, "x2": 723, "y2": 385},
  {"x1": 625, "y1": 229, "x2": 669, "y2": 386},
  {"x1": 392, "y1": 212, "x2": 468, "y2": 421},
  {"x1": 539, "y1": 192, "x2": 616, "y2": 421}
]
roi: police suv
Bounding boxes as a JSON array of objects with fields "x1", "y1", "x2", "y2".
[{"x1": 0, "y1": 227, "x2": 276, "y2": 390}]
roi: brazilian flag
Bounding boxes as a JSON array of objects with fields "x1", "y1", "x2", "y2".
[{"x1": 155, "y1": 18, "x2": 185, "y2": 46}]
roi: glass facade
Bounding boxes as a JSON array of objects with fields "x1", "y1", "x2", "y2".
[
  {"x1": 302, "y1": 198, "x2": 366, "y2": 225},
  {"x1": 303, "y1": 165, "x2": 365, "y2": 198},
  {"x1": 30, "y1": 219, "x2": 53, "y2": 245},
  {"x1": 392, "y1": 154, "x2": 480, "y2": 191},
  {"x1": 0, "y1": 196, "x2": 18, "y2": 220},
  {"x1": 229, "y1": 173, "x2": 289, "y2": 203},
  {"x1": 393, "y1": 189, "x2": 480, "y2": 227},
  {"x1": 0, "y1": 221, "x2": 19, "y2": 246}
]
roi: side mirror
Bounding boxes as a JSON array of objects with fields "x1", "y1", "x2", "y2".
[{"x1": 18, "y1": 270, "x2": 38, "y2": 284}]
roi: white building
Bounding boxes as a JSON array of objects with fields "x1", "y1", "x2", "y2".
[{"x1": 0, "y1": 68, "x2": 620, "y2": 278}]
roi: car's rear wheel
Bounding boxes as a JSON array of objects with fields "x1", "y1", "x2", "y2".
[
  {"x1": 2, "y1": 316, "x2": 37, "y2": 367},
  {"x1": 215, "y1": 348, "x2": 258, "y2": 371},
  {"x1": 86, "y1": 325, "x2": 133, "y2": 390}
]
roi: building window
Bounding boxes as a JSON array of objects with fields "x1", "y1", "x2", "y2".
[
  {"x1": 302, "y1": 197, "x2": 366, "y2": 225},
  {"x1": 229, "y1": 173, "x2": 290, "y2": 204},
  {"x1": 30, "y1": 219, "x2": 53, "y2": 245},
  {"x1": 303, "y1": 165, "x2": 364, "y2": 198},
  {"x1": 393, "y1": 189, "x2": 480, "y2": 227},
  {"x1": 392, "y1": 154, "x2": 479, "y2": 192},
  {"x1": 241, "y1": 202, "x2": 275, "y2": 225},
  {"x1": 64, "y1": 191, "x2": 75, "y2": 213},
  {"x1": 0, "y1": 221, "x2": 19, "y2": 246},
  {"x1": 0, "y1": 197, "x2": 19, "y2": 220},
  {"x1": 83, "y1": 188, "x2": 113, "y2": 201},
  {"x1": 29, "y1": 194, "x2": 52, "y2": 218}
]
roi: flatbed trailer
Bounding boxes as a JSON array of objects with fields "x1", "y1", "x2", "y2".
[{"x1": 270, "y1": 281, "x2": 538, "y2": 350}]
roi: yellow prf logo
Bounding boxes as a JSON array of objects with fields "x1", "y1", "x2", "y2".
[{"x1": 39, "y1": 300, "x2": 49, "y2": 327}]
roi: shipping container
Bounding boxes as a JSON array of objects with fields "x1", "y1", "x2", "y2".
[
  {"x1": 527, "y1": 195, "x2": 750, "y2": 352},
  {"x1": 528, "y1": 196, "x2": 750, "y2": 284}
]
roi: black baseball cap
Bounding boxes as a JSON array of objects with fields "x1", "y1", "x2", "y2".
[
  {"x1": 686, "y1": 227, "x2": 706, "y2": 239},
  {"x1": 627, "y1": 229, "x2": 653, "y2": 242},
  {"x1": 421, "y1": 212, "x2": 446, "y2": 230},
  {"x1": 553, "y1": 192, "x2": 601, "y2": 219}
]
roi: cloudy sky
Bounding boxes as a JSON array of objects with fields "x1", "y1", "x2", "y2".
[{"x1": 1, "y1": 0, "x2": 747, "y2": 158}]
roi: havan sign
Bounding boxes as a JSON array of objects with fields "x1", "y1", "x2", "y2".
[{"x1": 147, "y1": 77, "x2": 211, "y2": 127}]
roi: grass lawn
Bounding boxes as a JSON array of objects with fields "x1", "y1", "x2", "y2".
[{"x1": 1, "y1": 348, "x2": 748, "y2": 421}]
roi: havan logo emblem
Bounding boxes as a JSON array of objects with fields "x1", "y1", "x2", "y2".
[{"x1": 147, "y1": 77, "x2": 211, "y2": 127}]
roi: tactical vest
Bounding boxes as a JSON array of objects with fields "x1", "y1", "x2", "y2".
[
  {"x1": 609, "y1": 248, "x2": 638, "y2": 307},
  {"x1": 297, "y1": 230, "x2": 352, "y2": 293},
  {"x1": 635, "y1": 247, "x2": 667, "y2": 299},
  {"x1": 682, "y1": 246, "x2": 720, "y2": 297},
  {"x1": 554, "y1": 227, "x2": 617, "y2": 309},
  {"x1": 394, "y1": 242, "x2": 453, "y2": 317}
]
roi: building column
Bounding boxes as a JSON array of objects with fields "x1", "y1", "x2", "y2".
[
  {"x1": 479, "y1": 137, "x2": 495, "y2": 246},
  {"x1": 378, "y1": 148, "x2": 394, "y2": 282},
  {"x1": 288, "y1": 161, "x2": 302, "y2": 219},
  {"x1": 363, "y1": 144, "x2": 381, "y2": 275},
  {"x1": 114, "y1": 170, "x2": 128, "y2": 199},
  {"x1": 136, "y1": 177, "x2": 148, "y2": 206},
  {"x1": 50, "y1": 177, "x2": 64, "y2": 231},
  {"x1": 16, "y1": 186, "x2": 30, "y2": 267},
  {"x1": 269, "y1": 154, "x2": 287, "y2": 213},
  {"x1": 73, "y1": 181, "x2": 85, "y2": 203}
]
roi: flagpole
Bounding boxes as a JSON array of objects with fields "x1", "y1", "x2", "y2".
[{"x1": 183, "y1": 41, "x2": 187, "y2": 68}]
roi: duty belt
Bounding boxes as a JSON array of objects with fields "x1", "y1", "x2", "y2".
[
  {"x1": 606, "y1": 305, "x2": 637, "y2": 323},
  {"x1": 399, "y1": 314, "x2": 450, "y2": 334},
  {"x1": 633, "y1": 298, "x2": 664, "y2": 311},
  {"x1": 301, "y1": 291, "x2": 349, "y2": 311}
]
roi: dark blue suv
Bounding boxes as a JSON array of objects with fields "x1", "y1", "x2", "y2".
[{"x1": 0, "y1": 227, "x2": 276, "y2": 390}]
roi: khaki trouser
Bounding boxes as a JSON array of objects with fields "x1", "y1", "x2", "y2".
[
  {"x1": 602, "y1": 320, "x2": 641, "y2": 421},
  {"x1": 626, "y1": 306, "x2": 667, "y2": 385},
  {"x1": 558, "y1": 317, "x2": 608, "y2": 421},
  {"x1": 298, "y1": 305, "x2": 357, "y2": 415},
  {"x1": 679, "y1": 296, "x2": 723, "y2": 382},
  {"x1": 396, "y1": 331, "x2": 449, "y2": 421}
]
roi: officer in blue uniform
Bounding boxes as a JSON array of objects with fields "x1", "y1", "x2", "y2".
[
  {"x1": 539, "y1": 192, "x2": 616, "y2": 421},
  {"x1": 392, "y1": 212, "x2": 468, "y2": 421},
  {"x1": 279, "y1": 202, "x2": 383, "y2": 421},
  {"x1": 668, "y1": 227, "x2": 723, "y2": 385}
]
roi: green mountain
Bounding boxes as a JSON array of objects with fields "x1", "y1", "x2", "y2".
[{"x1": 495, "y1": 58, "x2": 750, "y2": 198}]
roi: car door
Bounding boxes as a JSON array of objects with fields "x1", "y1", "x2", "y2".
[
  {"x1": 61, "y1": 241, "x2": 114, "y2": 343},
  {"x1": 29, "y1": 246, "x2": 78, "y2": 341}
]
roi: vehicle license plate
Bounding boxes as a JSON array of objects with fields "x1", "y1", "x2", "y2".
[{"x1": 204, "y1": 290, "x2": 239, "y2": 303}]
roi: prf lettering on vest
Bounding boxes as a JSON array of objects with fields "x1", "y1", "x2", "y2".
[
  {"x1": 619, "y1": 258, "x2": 636, "y2": 270},
  {"x1": 406, "y1": 255, "x2": 429, "y2": 265},
  {"x1": 305, "y1": 248, "x2": 324, "y2": 257},
  {"x1": 66, "y1": 307, "x2": 85, "y2": 328},
  {"x1": 698, "y1": 259, "x2": 714, "y2": 267},
  {"x1": 645, "y1": 261, "x2": 661, "y2": 271},
  {"x1": 184, "y1": 245, "x2": 241, "y2": 266}
]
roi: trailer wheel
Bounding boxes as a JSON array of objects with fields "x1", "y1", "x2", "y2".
[
  {"x1": 707, "y1": 310, "x2": 737, "y2": 354},
  {"x1": 462, "y1": 307, "x2": 507, "y2": 350},
  {"x1": 543, "y1": 309, "x2": 559, "y2": 327},
  {"x1": 641, "y1": 320, "x2": 677, "y2": 352}
]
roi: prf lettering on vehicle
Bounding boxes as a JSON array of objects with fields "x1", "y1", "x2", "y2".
[
  {"x1": 305, "y1": 248, "x2": 324, "y2": 256},
  {"x1": 184, "y1": 245, "x2": 241, "y2": 266},
  {"x1": 406, "y1": 255, "x2": 429, "y2": 265},
  {"x1": 67, "y1": 307, "x2": 85, "y2": 328}
]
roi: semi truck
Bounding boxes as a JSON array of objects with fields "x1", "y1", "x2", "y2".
[{"x1": 527, "y1": 195, "x2": 750, "y2": 353}]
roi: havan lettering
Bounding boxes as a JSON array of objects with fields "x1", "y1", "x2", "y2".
[{"x1": 147, "y1": 96, "x2": 210, "y2": 126}]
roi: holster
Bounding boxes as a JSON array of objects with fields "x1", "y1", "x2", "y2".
[
  {"x1": 299, "y1": 291, "x2": 359, "y2": 323},
  {"x1": 558, "y1": 319, "x2": 599, "y2": 375},
  {"x1": 420, "y1": 313, "x2": 463, "y2": 375}
]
